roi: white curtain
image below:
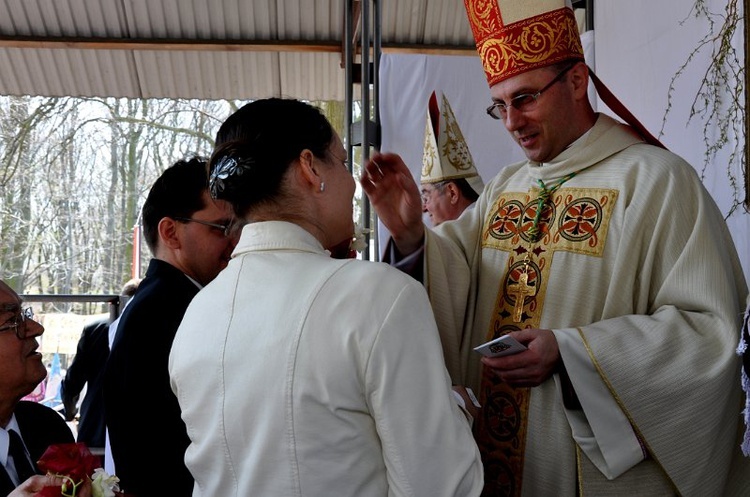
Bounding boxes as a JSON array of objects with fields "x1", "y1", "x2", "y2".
[
  {"x1": 593, "y1": 0, "x2": 748, "y2": 284},
  {"x1": 378, "y1": 54, "x2": 523, "y2": 245}
]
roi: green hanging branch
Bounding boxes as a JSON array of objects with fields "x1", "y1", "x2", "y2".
[{"x1": 660, "y1": 0, "x2": 747, "y2": 217}]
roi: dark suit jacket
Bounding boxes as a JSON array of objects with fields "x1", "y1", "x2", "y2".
[
  {"x1": 61, "y1": 316, "x2": 110, "y2": 448},
  {"x1": 104, "y1": 259, "x2": 198, "y2": 497},
  {"x1": 0, "y1": 401, "x2": 75, "y2": 496}
]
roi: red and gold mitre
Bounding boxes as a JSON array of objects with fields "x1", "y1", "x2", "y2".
[
  {"x1": 463, "y1": 0, "x2": 665, "y2": 148},
  {"x1": 464, "y1": 0, "x2": 585, "y2": 87}
]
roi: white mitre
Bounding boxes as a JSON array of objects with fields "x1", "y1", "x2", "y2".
[{"x1": 421, "y1": 91, "x2": 484, "y2": 196}]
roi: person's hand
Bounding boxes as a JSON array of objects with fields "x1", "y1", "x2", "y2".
[
  {"x1": 481, "y1": 328, "x2": 561, "y2": 388},
  {"x1": 9, "y1": 473, "x2": 92, "y2": 497},
  {"x1": 62, "y1": 400, "x2": 78, "y2": 422},
  {"x1": 360, "y1": 152, "x2": 425, "y2": 255},
  {"x1": 452, "y1": 385, "x2": 481, "y2": 424},
  {"x1": 9, "y1": 474, "x2": 59, "y2": 497}
]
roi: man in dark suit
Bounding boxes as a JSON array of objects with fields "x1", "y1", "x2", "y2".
[
  {"x1": 61, "y1": 278, "x2": 140, "y2": 453},
  {"x1": 103, "y1": 157, "x2": 239, "y2": 496},
  {"x1": 0, "y1": 279, "x2": 75, "y2": 496}
]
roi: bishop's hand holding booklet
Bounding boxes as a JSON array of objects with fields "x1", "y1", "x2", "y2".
[{"x1": 474, "y1": 334, "x2": 527, "y2": 357}]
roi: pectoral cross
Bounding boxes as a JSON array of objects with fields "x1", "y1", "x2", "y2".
[{"x1": 508, "y1": 271, "x2": 534, "y2": 322}]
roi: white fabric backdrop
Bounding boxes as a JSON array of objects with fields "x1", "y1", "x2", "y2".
[
  {"x1": 378, "y1": 53, "x2": 524, "y2": 232},
  {"x1": 378, "y1": 0, "x2": 749, "y2": 284}
]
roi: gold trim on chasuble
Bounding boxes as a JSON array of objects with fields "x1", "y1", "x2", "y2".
[
  {"x1": 574, "y1": 328, "x2": 677, "y2": 493},
  {"x1": 474, "y1": 186, "x2": 617, "y2": 497}
]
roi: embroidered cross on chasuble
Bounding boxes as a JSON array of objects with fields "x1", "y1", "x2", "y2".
[{"x1": 475, "y1": 185, "x2": 617, "y2": 497}]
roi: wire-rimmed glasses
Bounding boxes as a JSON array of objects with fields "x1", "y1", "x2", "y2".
[
  {"x1": 486, "y1": 64, "x2": 576, "y2": 120},
  {"x1": 174, "y1": 217, "x2": 234, "y2": 237},
  {"x1": 421, "y1": 181, "x2": 448, "y2": 205},
  {"x1": 0, "y1": 307, "x2": 35, "y2": 339}
]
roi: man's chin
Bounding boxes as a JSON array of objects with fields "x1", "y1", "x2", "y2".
[{"x1": 30, "y1": 361, "x2": 47, "y2": 383}]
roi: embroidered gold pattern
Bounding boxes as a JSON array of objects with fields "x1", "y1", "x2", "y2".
[
  {"x1": 422, "y1": 118, "x2": 438, "y2": 178},
  {"x1": 465, "y1": 0, "x2": 502, "y2": 41},
  {"x1": 441, "y1": 95, "x2": 474, "y2": 172},
  {"x1": 475, "y1": 186, "x2": 618, "y2": 497},
  {"x1": 422, "y1": 93, "x2": 478, "y2": 182},
  {"x1": 464, "y1": 1, "x2": 584, "y2": 86}
]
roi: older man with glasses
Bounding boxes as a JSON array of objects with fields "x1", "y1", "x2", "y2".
[
  {"x1": 420, "y1": 91, "x2": 485, "y2": 227},
  {"x1": 0, "y1": 279, "x2": 76, "y2": 496},
  {"x1": 103, "y1": 156, "x2": 239, "y2": 497}
]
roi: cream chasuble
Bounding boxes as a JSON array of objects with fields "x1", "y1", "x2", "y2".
[{"x1": 422, "y1": 114, "x2": 750, "y2": 496}]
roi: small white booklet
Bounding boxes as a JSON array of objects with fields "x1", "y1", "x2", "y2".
[{"x1": 473, "y1": 334, "x2": 527, "y2": 358}]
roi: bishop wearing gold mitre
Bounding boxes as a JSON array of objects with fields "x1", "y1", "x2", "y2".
[{"x1": 421, "y1": 91, "x2": 485, "y2": 226}]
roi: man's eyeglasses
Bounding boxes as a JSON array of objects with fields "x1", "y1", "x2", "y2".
[
  {"x1": 486, "y1": 64, "x2": 576, "y2": 120},
  {"x1": 0, "y1": 307, "x2": 35, "y2": 339},
  {"x1": 174, "y1": 217, "x2": 234, "y2": 237}
]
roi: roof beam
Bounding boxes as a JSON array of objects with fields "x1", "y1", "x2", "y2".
[
  {"x1": 0, "y1": 36, "x2": 342, "y2": 53},
  {"x1": 0, "y1": 35, "x2": 476, "y2": 56}
]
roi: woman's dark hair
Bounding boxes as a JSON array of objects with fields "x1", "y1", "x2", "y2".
[{"x1": 209, "y1": 98, "x2": 335, "y2": 216}]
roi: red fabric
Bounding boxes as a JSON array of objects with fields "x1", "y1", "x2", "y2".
[
  {"x1": 464, "y1": 1, "x2": 584, "y2": 87},
  {"x1": 588, "y1": 69, "x2": 666, "y2": 149}
]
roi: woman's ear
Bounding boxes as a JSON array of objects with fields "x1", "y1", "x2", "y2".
[
  {"x1": 297, "y1": 149, "x2": 322, "y2": 189},
  {"x1": 299, "y1": 149, "x2": 314, "y2": 171}
]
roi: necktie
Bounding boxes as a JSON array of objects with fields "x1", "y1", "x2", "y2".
[{"x1": 8, "y1": 430, "x2": 36, "y2": 484}]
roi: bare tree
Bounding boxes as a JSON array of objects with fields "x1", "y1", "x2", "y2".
[{"x1": 0, "y1": 96, "x2": 350, "y2": 302}]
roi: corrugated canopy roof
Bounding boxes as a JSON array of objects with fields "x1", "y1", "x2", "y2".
[{"x1": 0, "y1": 0, "x2": 485, "y2": 101}]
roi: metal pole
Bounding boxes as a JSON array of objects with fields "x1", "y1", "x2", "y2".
[
  {"x1": 345, "y1": 0, "x2": 354, "y2": 176},
  {"x1": 371, "y1": 0, "x2": 382, "y2": 260},
  {"x1": 360, "y1": 0, "x2": 373, "y2": 260}
]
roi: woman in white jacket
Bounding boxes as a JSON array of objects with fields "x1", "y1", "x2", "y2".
[{"x1": 168, "y1": 98, "x2": 483, "y2": 497}]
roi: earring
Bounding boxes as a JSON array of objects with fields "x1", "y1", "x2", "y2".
[{"x1": 320, "y1": 182, "x2": 325, "y2": 192}]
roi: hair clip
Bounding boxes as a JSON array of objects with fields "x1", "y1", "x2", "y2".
[{"x1": 209, "y1": 155, "x2": 253, "y2": 198}]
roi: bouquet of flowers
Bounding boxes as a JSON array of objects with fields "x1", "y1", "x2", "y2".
[
  {"x1": 36, "y1": 443, "x2": 123, "y2": 497},
  {"x1": 328, "y1": 224, "x2": 371, "y2": 259},
  {"x1": 350, "y1": 224, "x2": 371, "y2": 254}
]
